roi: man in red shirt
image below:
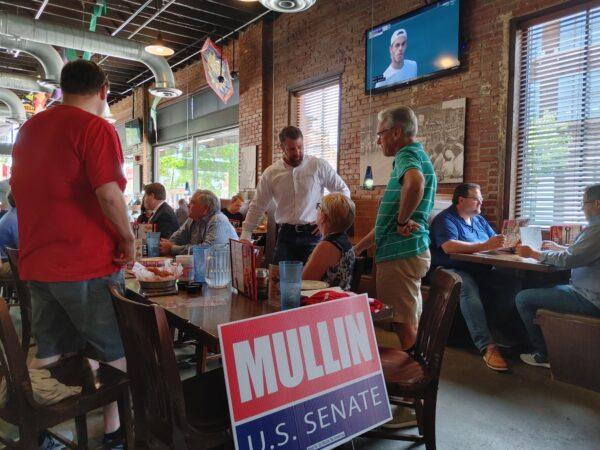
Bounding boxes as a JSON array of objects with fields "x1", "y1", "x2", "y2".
[{"x1": 11, "y1": 59, "x2": 134, "y2": 448}]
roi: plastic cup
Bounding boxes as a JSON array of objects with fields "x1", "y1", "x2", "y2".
[
  {"x1": 279, "y1": 261, "x2": 303, "y2": 310},
  {"x1": 146, "y1": 232, "x2": 161, "y2": 257},
  {"x1": 192, "y1": 244, "x2": 210, "y2": 283}
]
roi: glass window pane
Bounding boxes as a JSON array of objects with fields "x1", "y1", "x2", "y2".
[
  {"x1": 195, "y1": 128, "x2": 239, "y2": 199},
  {"x1": 156, "y1": 139, "x2": 194, "y2": 206}
]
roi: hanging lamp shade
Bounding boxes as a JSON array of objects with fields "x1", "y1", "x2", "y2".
[
  {"x1": 363, "y1": 165, "x2": 374, "y2": 190},
  {"x1": 145, "y1": 32, "x2": 174, "y2": 57},
  {"x1": 259, "y1": 0, "x2": 316, "y2": 13}
]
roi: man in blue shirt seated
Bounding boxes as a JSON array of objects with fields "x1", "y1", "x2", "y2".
[
  {"x1": 0, "y1": 191, "x2": 18, "y2": 275},
  {"x1": 159, "y1": 189, "x2": 238, "y2": 256},
  {"x1": 430, "y1": 183, "x2": 521, "y2": 372},
  {"x1": 516, "y1": 183, "x2": 600, "y2": 368}
]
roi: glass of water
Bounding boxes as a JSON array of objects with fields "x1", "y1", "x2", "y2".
[{"x1": 279, "y1": 261, "x2": 303, "y2": 310}]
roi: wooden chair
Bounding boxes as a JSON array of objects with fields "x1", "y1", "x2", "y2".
[
  {"x1": 365, "y1": 267, "x2": 461, "y2": 449},
  {"x1": 350, "y1": 256, "x2": 365, "y2": 293},
  {"x1": 110, "y1": 287, "x2": 232, "y2": 449},
  {"x1": 0, "y1": 299, "x2": 132, "y2": 449},
  {"x1": 5, "y1": 248, "x2": 32, "y2": 353}
]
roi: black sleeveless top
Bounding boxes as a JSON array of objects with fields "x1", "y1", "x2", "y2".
[{"x1": 322, "y1": 232, "x2": 356, "y2": 290}]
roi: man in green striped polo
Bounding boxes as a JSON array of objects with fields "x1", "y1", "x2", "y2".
[{"x1": 355, "y1": 106, "x2": 437, "y2": 351}]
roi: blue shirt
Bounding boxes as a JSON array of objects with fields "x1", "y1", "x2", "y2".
[
  {"x1": 540, "y1": 215, "x2": 600, "y2": 309},
  {"x1": 0, "y1": 207, "x2": 18, "y2": 261},
  {"x1": 429, "y1": 205, "x2": 496, "y2": 271},
  {"x1": 169, "y1": 211, "x2": 238, "y2": 255}
]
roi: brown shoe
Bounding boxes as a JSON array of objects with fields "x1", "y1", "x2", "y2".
[{"x1": 483, "y1": 345, "x2": 509, "y2": 371}]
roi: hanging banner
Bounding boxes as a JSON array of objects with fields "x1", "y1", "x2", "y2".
[
  {"x1": 200, "y1": 38, "x2": 234, "y2": 104},
  {"x1": 218, "y1": 294, "x2": 392, "y2": 450}
]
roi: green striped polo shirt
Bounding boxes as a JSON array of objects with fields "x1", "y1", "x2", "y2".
[{"x1": 375, "y1": 141, "x2": 437, "y2": 263}]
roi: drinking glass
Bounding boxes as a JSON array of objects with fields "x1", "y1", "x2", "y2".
[
  {"x1": 192, "y1": 244, "x2": 210, "y2": 283},
  {"x1": 145, "y1": 232, "x2": 161, "y2": 257},
  {"x1": 279, "y1": 261, "x2": 303, "y2": 310},
  {"x1": 205, "y1": 244, "x2": 231, "y2": 288}
]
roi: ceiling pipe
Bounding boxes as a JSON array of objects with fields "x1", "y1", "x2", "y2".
[
  {"x1": 0, "y1": 35, "x2": 63, "y2": 88},
  {"x1": 0, "y1": 88, "x2": 27, "y2": 123},
  {"x1": 0, "y1": 72, "x2": 53, "y2": 93},
  {"x1": 0, "y1": 12, "x2": 181, "y2": 98}
]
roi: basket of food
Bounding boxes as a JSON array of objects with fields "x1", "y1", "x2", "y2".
[{"x1": 131, "y1": 262, "x2": 183, "y2": 296}]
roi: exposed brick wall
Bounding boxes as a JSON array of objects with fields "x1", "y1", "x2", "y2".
[{"x1": 269, "y1": 0, "x2": 568, "y2": 228}]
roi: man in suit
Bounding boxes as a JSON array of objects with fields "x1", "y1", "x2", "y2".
[{"x1": 143, "y1": 183, "x2": 180, "y2": 238}]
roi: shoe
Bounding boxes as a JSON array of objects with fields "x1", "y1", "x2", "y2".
[
  {"x1": 102, "y1": 427, "x2": 124, "y2": 449},
  {"x1": 483, "y1": 345, "x2": 509, "y2": 372},
  {"x1": 520, "y1": 352, "x2": 550, "y2": 368},
  {"x1": 39, "y1": 433, "x2": 65, "y2": 450},
  {"x1": 382, "y1": 406, "x2": 417, "y2": 429}
]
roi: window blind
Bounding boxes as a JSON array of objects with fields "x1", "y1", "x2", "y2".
[
  {"x1": 295, "y1": 82, "x2": 340, "y2": 170},
  {"x1": 515, "y1": 6, "x2": 600, "y2": 225}
]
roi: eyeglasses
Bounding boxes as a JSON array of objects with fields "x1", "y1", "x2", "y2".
[
  {"x1": 316, "y1": 202, "x2": 321, "y2": 210},
  {"x1": 580, "y1": 200, "x2": 593, "y2": 209},
  {"x1": 376, "y1": 127, "x2": 394, "y2": 139},
  {"x1": 463, "y1": 196, "x2": 484, "y2": 204}
]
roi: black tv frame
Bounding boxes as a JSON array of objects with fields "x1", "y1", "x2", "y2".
[{"x1": 364, "y1": 0, "x2": 463, "y2": 94}]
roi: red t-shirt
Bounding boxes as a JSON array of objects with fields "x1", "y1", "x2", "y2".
[{"x1": 10, "y1": 105, "x2": 126, "y2": 282}]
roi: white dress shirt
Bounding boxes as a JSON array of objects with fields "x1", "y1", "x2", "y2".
[{"x1": 241, "y1": 155, "x2": 350, "y2": 240}]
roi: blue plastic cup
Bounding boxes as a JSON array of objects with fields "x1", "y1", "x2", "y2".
[
  {"x1": 192, "y1": 244, "x2": 210, "y2": 283},
  {"x1": 279, "y1": 261, "x2": 303, "y2": 310},
  {"x1": 146, "y1": 232, "x2": 161, "y2": 257}
]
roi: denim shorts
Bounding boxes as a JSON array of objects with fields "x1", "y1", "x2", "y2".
[{"x1": 28, "y1": 271, "x2": 125, "y2": 362}]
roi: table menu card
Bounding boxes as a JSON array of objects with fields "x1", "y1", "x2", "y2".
[{"x1": 229, "y1": 239, "x2": 258, "y2": 301}]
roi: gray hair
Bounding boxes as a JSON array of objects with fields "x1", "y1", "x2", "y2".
[
  {"x1": 585, "y1": 183, "x2": 600, "y2": 201},
  {"x1": 192, "y1": 189, "x2": 220, "y2": 214},
  {"x1": 378, "y1": 106, "x2": 418, "y2": 138}
]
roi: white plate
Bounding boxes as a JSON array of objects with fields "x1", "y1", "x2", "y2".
[{"x1": 301, "y1": 280, "x2": 329, "y2": 290}]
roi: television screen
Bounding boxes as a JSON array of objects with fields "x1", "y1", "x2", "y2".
[
  {"x1": 365, "y1": 0, "x2": 461, "y2": 92},
  {"x1": 125, "y1": 118, "x2": 142, "y2": 147}
]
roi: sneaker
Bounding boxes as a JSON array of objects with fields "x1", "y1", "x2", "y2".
[
  {"x1": 102, "y1": 427, "x2": 124, "y2": 449},
  {"x1": 39, "y1": 433, "x2": 65, "y2": 450},
  {"x1": 520, "y1": 352, "x2": 550, "y2": 368},
  {"x1": 382, "y1": 406, "x2": 417, "y2": 429},
  {"x1": 483, "y1": 345, "x2": 509, "y2": 372}
]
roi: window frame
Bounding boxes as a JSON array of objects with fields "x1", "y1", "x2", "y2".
[
  {"x1": 290, "y1": 75, "x2": 343, "y2": 173},
  {"x1": 505, "y1": 0, "x2": 600, "y2": 224}
]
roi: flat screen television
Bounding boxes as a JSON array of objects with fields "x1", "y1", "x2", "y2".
[
  {"x1": 125, "y1": 118, "x2": 142, "y2": 147},
  {"x1": 365, "y1": 0, "x2": 461, "y2": 93}
]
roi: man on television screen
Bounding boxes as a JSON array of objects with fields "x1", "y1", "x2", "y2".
[{"x1": 375, "y1": 29, "x2": 418, "y2": 88}]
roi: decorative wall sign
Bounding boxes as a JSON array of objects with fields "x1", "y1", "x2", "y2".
[
  {"x1": 200, "y1": 38, "x2": 235, "y2": 104},
  {"x1": 359, "y1": 97, "x2": 467, "y2": 185}
]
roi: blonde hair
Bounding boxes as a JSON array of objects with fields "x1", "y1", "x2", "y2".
[
  {"x1": 320, "y1": 193, "x2": 355, "y2": 233},
  {"x1": 231, "y1": 194, "x2": 244, "y2": 203}
]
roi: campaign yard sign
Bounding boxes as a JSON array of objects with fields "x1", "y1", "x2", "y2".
[{"x1": 218, "y1": 294, "x2": 392, "y2": 450}]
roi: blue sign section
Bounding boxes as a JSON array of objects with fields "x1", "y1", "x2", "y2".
[{"x1": 235, "y1": 373, "x2": 390, "y2": 450}]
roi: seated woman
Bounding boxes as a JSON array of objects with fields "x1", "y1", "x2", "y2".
[{"x1": 303, "y1": 193, "x2": 356, "y2": 290}]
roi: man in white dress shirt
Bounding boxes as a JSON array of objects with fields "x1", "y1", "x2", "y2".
[
  {"x1": 375, "y1": 29, "x2": 418, "y2": 89},
  {"x1": 241, "y1": 126, "x2": 350, "y2": 264}
]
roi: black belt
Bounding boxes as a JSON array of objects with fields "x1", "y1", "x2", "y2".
[{"x1": 279, "y1": 223, "x2": 316, "y2": 233}]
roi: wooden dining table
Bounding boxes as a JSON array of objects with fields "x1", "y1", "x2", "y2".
[
  {"x1": 449, "y1": 251, "x2": 565, "y2": 273},
  {"x1": 125, "y1": 278, "x2": 393, "y2": 370}
]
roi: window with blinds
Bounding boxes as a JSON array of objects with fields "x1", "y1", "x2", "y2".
[
  {"x1": 294, "y1": 82, "x2": 341, "y2": 170},
  {"x1": 514, "y1": 6, "x2": 600, "y2": 225}
]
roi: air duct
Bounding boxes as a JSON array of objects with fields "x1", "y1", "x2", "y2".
[
  {"x1": 0, "y1": 88, "x2": 26, "y2": 123},
  {"x1": 0, "y1": 35, "x2": 63, "y2": 88},
  {"x1": 0, "y1": 72, "x2": 53, "y2": 93},
  {"x1": 0, "y1": 12, "x2": 181, "y2": 98}
]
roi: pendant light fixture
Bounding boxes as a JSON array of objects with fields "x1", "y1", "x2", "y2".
[
  {"x1": 259, "y1": 0, "x2": 316, "y2": 13},
  {"x1": 145, "y1": 31, "x2": 174, "y2": 56}
]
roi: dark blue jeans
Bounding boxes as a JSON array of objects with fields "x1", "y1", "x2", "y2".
[
  {"x1": 273, "y1": 225, "x2": 320, "y2": 265},
  {"x1": 516, "y1": 285, "x2": 600, "y2": 357}
]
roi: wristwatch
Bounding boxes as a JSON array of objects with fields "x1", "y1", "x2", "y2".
[{"x1": 396, "y1": 217, "x2": 409, "y2": 227}]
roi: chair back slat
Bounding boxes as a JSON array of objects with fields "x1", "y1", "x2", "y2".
[
  {"x1": 110, "y1": 287, "x2": 189, "y2": 448},
  {"x1": 413, "y1": 268, "x2": 461, "y2": 377},
  {"x1": 0, "y1": 299, "x2": 34, "y2": 409},
  {"x1": 5, "y1": 248, "x2": 32, "y2": 354},
  {"x1": 350, "y1": 256, "x2": 365, "y2": 293}
]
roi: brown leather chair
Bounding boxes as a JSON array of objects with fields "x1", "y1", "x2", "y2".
[
  {"x1": 365, "y1": 267, "x2": 461, "y2": 449},
  {"x1": 110, "y1": 287, "x2": 232, "y2": 449},
  {"x1": 0, "y1": 299, "x2": 132, "y2": 449},
  {"x1": 538, "y1": 309, "x2": 600, "y2": 392},
  {"x1": 5, "y1": 247, "x2": 32, "y2": 353}
]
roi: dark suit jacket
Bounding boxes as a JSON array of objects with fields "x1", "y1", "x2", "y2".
[{"x1": 150, "y1": 202, "x2": 180, "y2": 239}]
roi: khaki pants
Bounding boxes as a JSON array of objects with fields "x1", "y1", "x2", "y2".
[{"x1": 376, "y1": 249, "x2": 431, "y2": 326}]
